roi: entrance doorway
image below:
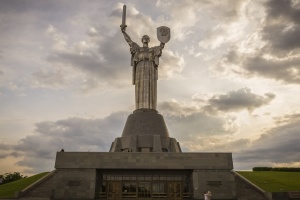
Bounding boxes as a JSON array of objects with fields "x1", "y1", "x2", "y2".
[
  {"x1": 104, "y1": 181, "x2": 185, "y2": 200},
  {"x1": 138, "y1": 182, "x2": 151, "y2": 198},
  {"x1": 107, "y1": 181, "x2": 121, "y2": 199},
  {"x1": 97, "y1": 170, "x2": 192, "y2": 199},
  {"x1": 168, "y1": 182, "x2": 181, "y2": 200}
]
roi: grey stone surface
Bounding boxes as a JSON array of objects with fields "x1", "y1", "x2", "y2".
[
  {"x1": 19, "y1": 165, "x2": 278, "y2": 200},
  {"x1": 153, "y1": 134, "x2": 162, "y2": 152},
  {"x1": 122, "y1": 109, "x2": 169, "y2": 137},
  {"x1": 234, "y1": 173, "x2": 268, "y2": 200},
  {"x1": 18, "y1": 172, "x2": 55, "y2": 199},
  {"x1": 54, "y1": 169, "x2": 96, "y2": 199},
  {"x1": 110, "y1": 109, "x2": 181, "y2": 152},
  {"x1": 55, "y1": 152, "x2": 233, "y2": 170},
  {"x1": 193, "y1": 170, "x2": 236, "y2": 199},
  {"x1": 53, "y1": 152, "x2": 235, "y2": 199}
]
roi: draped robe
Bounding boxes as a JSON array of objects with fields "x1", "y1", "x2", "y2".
[{"x1": 130, "y1": 42, "x2": 163, "y2": 110}]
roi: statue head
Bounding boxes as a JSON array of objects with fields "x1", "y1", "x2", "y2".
[{"x1": 141, "y1": 35, "x2": 150, "y2": 44}]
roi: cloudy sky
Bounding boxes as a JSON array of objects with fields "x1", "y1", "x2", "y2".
[{"x1": 1, "y1": 0, "x2": 300, "y2": 175}]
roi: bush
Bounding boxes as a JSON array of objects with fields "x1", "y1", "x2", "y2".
[
  {"x1": 253, "y1": 167, "x2": 272, "y2": 171},
  {"x1": 252, "y1": 167, "x2": 300, "y2": 172},
  {"x1": 0, "y1": 172, "x2": 27, "y2": 185}
]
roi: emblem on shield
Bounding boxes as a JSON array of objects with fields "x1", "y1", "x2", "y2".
[{"x1": 157, "y1": 26, "x2": 170, "y2": 43}]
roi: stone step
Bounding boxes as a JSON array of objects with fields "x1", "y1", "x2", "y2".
[
  {"x1": 18, "y1": 171, "x2": 55, "y2": 199},
  {"x1": 234, "y1": 172, "x2": 268, "y2": 200}
]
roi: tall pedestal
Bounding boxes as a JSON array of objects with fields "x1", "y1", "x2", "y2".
[{"x1": 110, "y1": 109, "x2": 181, "y2": 152}]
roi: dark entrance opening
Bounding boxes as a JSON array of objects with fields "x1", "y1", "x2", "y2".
[
  {"x1": 96, "y1": 169, "x2": 192, "y2": 200},
  {"x1": 108, "y1": 181, "x2": 121, "y2": 199}
]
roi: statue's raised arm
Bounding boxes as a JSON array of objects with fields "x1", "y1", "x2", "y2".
[
  {"x1": 120, "y1": 5, "x2": 170, "y2": 110},
  {"x1": 120, "y1": 5, "x2": 133, "y2": 46},
  {"x1": 121, "y1": 29, "x2": 133, "y2": 46}
]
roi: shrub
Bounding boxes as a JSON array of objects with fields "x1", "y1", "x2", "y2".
[
  {"x1": 252, "y1": 167, "x2": 300, "y2": 172},
  {"x1": 0, "y1": 172, "x2": 27, "y2": 185}
]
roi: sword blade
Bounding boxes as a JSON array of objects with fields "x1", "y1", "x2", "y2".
[{"x1": 121, "y1": 5, "x2": 126, "y2": 28}]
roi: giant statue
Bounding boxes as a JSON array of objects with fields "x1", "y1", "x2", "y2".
[{"x1": 120, "y1": 5, "x2": 170, "y2": 110}]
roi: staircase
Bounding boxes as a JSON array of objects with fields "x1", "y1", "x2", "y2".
[
  {"x1": 234, "y1": 171, "x2": 269, "y2": 200},
  {"x1": 17, "y1": 170, "x2": 55, "y2": 200}
]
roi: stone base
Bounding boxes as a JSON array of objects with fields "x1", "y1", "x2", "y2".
[
  {"x1": 52, "y1": 152, "x2": 236, "y2": 200},
  {"x1": 110, "y1": 109, "x2": 181, "y2": 152}
]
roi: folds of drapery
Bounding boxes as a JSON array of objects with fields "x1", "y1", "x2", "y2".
[{"x1": 129, "y1": 42, "x2": 163, "y2": 109}]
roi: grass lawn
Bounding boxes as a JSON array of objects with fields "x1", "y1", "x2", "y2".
[
  {"x1": 0, "y1": 172, "x2": 49, "y2": 199},
  {"x1": 237, "y1": 171, "x2": 300, "y2": 192}
]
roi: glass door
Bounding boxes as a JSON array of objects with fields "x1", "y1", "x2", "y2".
[
  {"x1": 107, "y1": 181, "x2": 121, "y2": 199},
  {"x1": 152, "y1": 182, "x2": 167, "y2": 198},
  {"x1": 122, "y1": 182, "x2": 137, "y2": 198},
  {"x1": 138, "y1": 182, "x2": 151, "y2": 198},
  {"x1": 168, "y1": 182, "x2": 181, "y2": 200}
]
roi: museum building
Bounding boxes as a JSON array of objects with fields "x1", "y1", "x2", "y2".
[{"x1": 54, "y1": 109, "x2": 236, "y2": 200}]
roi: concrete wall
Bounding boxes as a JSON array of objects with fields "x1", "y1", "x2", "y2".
[
  {"x1": 193, "y1": 170, "x2": 236, "y2": 199},
  {"x1": 55, "y1": 152, "x2": 233, "y2": 170},
  {"x1": 53, "y1": 152, "x2": 235, "y2": 199},
  {"x1": 54, "y1": 169, "x2": 96, "y2": 200},
  {"x1": 234, "y1": 172, "x2": 268, "y2": 200}
]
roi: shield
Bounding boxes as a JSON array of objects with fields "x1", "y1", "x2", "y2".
[{"x1": 157, "y1": 26, "x2": 170, "y2": 43}]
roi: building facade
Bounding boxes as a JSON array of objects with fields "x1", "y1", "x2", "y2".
[{"x1": 54, "y1": 149, "x2": 236, "y2": 199}]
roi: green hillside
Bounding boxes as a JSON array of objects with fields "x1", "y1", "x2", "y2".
[
  {"x1": 0, "y1": 172, "x2": 49, "y2": 198},
  {"x1": 237, "y1": 171, "x2": 300, "y2": 192}
]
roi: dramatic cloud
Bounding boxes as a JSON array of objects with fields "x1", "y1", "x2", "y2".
[
  {"x1": 156, "y1": 0, "x2": 246, "y2": 42},
  {"x1": 44, "y1": 23, "x2": 128, "y2": 89},
  {"x1": 244, "y1": 55, "x2": 300, "y2": 84},
  {"x1": 194, "y1": 88, "x2": 276, "y2": 113},
  {"x1": 262, "y1": 0, "x2": 300, "y2": 54},
  {"x1": 158, "y1": 100, "x2": 239, "y2": 148},
  {"x1": 216, "y1": 0, "x2": 300, "y2": 84},
  {"x1": 43, "y1": 4, "x2": 184, "y2": 92},
  {"x1": 1, "y1": 103, "x2": 299, "y2": 173},
  {"x1": 1, "y1": 99, "x2": 240, "y2": 173},
  {"x1": 0, "y1": 144, "x2": 15, "y2": 158},
  {"x1": 234, "y1": 113, "x2": 300, "y2": 169},
  {"x1": 173, "y1": 111, "x2": 300, "y2": 170},
  {"x1": 274, "y1": 113, "x2": 300, "y2": 124},
  {"x1": 158, "y1": 100, "x2": 197, "y2": 116},
  {"x1": 157, "y1": 87, "x2": 276, "y2": 152},
  {"x1": 159, "y1": 50, "x2": 184, "y2": 79},
  {"x1": 219, "y1": 50, "x2": 300, "y2": 84},
  {"x1": 208, "y1": 88, "x2": 275, "y2": 112},
  {"x1": 0, "y1": 112, "x2": 128, "y2": 173},
  {"x1": 198, "y1": 0, "x2": 257, "y2": 50},
  {"x1": 167, "y1": 112, "x2": 235, "y2": 136}
]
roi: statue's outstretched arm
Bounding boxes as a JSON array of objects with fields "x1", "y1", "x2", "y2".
[
  {"x1": 121, "y1": 27, "x2": 133, "y2": 46},
  {"x1": 160, "y1": 42, "x2": 165, "y2": 49}
]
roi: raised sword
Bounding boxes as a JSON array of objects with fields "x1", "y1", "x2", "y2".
[{"x1": 120, "y1": 5, "x2": 127, "y2": 30}]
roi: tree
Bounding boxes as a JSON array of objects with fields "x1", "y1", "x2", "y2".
[{"x1": 0, "y1": 172, "x2": 27, "y2": 184}]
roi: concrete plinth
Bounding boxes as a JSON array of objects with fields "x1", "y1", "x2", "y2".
[{"x1": 110, "y1": 109, "x2": 181, "y2": 152}]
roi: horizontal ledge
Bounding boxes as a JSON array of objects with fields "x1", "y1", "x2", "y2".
[{"x1": 55, "y1": 152, "x2": 233, "y2": 170}]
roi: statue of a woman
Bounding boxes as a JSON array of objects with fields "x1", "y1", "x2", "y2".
[{"x1": 121, "y1": 27, "x2": 165, "y2": 110}]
